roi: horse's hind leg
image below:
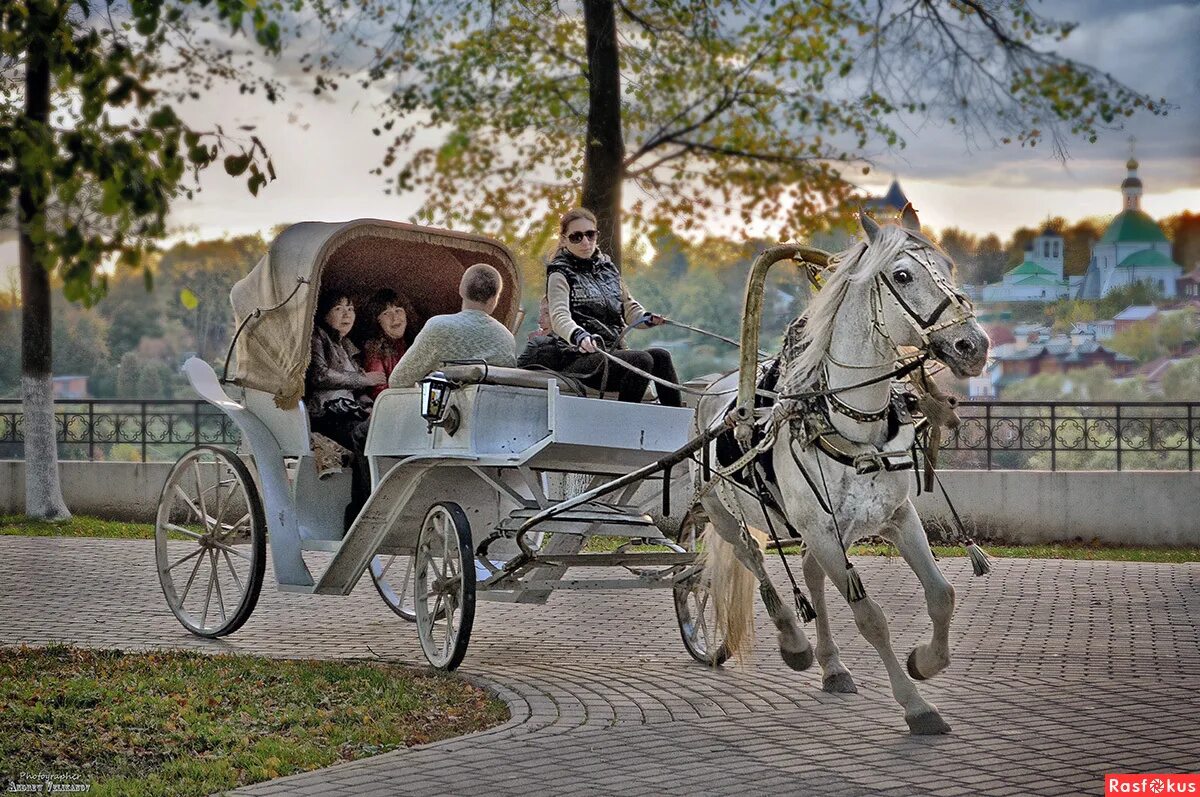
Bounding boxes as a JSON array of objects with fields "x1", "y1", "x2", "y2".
[
  {"x1": 707, "y1": 507, "x2": 814, "y2": 671},
  {"x1": 802, "y1": 548, "x2": 856, "y2": 693},
  {"x1": 884, "y1": 501, "x2": 955, "y2": 681},
  {"x1": 805, "y1": 526, "x2": 949, "y2": 735}
]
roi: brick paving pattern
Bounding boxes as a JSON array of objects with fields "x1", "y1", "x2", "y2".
[{"x1": 1, "y1": 536, "x2": 1197, "y2": 795}]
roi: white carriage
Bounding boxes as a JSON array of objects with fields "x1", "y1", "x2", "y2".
[{"x1": 155, "y1": 219, "x2": 727, "y2": 670}]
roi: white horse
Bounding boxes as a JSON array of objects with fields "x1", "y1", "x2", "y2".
[{"x1": 693, "y1": 208, "x2": 989, "y2": 735}]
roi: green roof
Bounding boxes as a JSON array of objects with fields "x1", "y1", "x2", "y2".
[
  {"x1": 1008, "y1": 260, "x2": 1054, "y2": 276},
  {"x1": 1098, "y1": 210, "x2": 1168, "y2": 244},
  {"x1": 1117, "y1": 249, "x2": 1179, "y2": 269},
  {"x1": 1013, "y1": 275, "x2": 1063, "y2": 287}
]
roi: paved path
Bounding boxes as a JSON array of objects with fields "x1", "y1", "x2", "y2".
[{"x1": 2, "y1": 536, "x2": 1198, "y2": 796}]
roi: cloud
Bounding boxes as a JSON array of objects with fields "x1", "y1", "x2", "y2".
[{"x1": 868, "y1": 2, "x2": 1200, "y2": 192}]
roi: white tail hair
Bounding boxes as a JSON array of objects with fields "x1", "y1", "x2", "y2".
[{"x1": 700, "y1": 522, "x2": 767, "y2": 663}]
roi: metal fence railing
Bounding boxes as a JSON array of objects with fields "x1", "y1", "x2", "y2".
[
  {"x1": 937, "y1": 401, "x2": 1198, "y2": 472},
  {"x1": 1, "y1": 399, "x2": 1197, "y2": 471},
  {"x1": 0, "y1": 399, "x2": 240, "y2": 464}
]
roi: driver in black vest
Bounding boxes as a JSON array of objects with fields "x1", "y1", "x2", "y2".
[{"x1": 523, "y1": 207, "x2": 682, "y2": 407}]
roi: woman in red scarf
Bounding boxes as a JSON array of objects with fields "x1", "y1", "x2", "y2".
[{"x1": 359, "y1": 289, "x2": 419, "y2": 398}]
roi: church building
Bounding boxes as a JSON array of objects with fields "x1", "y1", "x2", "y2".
[
  {"x1": 1076, "y1": 156, "x2": 1182, "y2": 298},
  {"x1": 980, "y1": 229, "x2": 1074, "y2": 302}
]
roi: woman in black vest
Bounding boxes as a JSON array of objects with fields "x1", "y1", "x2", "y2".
[{"x1": 520, "y1": 208, "x2": 682, "y2": 407}]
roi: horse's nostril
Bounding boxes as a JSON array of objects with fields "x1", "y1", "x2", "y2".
[{"x1": 954, "y1": 338, "x2": 974, "y2": 355}]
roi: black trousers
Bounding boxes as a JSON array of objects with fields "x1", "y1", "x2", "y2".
[
  {"x1": 309, "y1": 409, "x2": 371, "y2": 531},
  {"x1": 563, "y1": 348, "x2": 682, "y2": 407}
]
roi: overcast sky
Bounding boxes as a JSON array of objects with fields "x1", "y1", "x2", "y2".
[{"x1": 3, "y1": 0, "x2": 1198, "y2": 278}]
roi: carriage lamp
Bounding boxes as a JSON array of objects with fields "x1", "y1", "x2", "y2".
[{"x1": 419, "y1": 372, "x2": 460, "y2": 436}]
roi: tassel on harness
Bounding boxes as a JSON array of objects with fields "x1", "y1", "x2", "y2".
[
  {"x1": 933, "y1": 472, "x2": 991, "y2": 577},
  {"x1": 844, "y1": 563, "x2": 867, "y2": 603}
]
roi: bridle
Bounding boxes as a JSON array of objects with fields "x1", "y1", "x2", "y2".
[
  {"x1": 825, "y1": 237, "x2": 975, "y2": 423},
  {"x1": 873, "y1": 241, "x2": 975, "y2": 348}
]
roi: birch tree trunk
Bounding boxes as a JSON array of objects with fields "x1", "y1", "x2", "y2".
[{"x1": 20, "y1": 9, "x2": 71, "y2": 521}]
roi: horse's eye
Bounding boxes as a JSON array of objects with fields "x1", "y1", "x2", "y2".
[{"x1": 894, "y1": 269, "x2": 913, "y2": 285}]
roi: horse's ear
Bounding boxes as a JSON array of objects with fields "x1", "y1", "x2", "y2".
[
  {"x1": 859, "y1": 209, "x2": 880, "y2": 242},
  {"x1": 900, "y1": 203, "x2": 921, "y2": 232}
]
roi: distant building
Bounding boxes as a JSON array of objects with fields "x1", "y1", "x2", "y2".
[
  {"x1": 1076, "y1": 156, "x2": 1183, "y2": 298},
  {"x1": 976, "y1": 330, "x2": 1136, "y2": 395},
  {"x1": 1070, "y1": 320, "x2": 1115, "y2": 341},
  {"x1": 1177, "y1": 267, "x2": 1200, "y2": 298},
  {"x1": 981, "y1": 229, "x2": 1075, "y2": 302},
  {"x1": 52, "y1": 376, "x2": 89, "y2": 399},
  {"x1": 1112, "y1": 304, "x2": 1160, "y2": 333}
]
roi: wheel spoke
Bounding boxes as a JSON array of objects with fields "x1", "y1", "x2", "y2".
[
  {"x1": 179, "y1": 549, "x2": 207, "y2": 603},
  {"x1": 210, "y1": 550, "x2": 227, "y2": 623},
  {"x1": 165, "y1": 546, "x2": 205, "y2": 573},
  {"x1": 212, "y1": 474, "x2": 225, "y2": 535},
  {"x1": 221, "y1": 548, "x2": 245, "y2": 596},
  {"x1": 174, "y1": 485, "x2": 204, "y2": 524},
  {"x1": 200, "y1": 555, "x2": 216, "y2": 628},
  {"x1": 399, "y1": 559, "x2": 414, "y2": 603},
  {"x1": 193, "y1": 460, "x2": 211, "y2": 533},
  {"x1": 378, "y1": 555, "x2": 397, "y2": 579},
  {"x1": 208, "y1": 538, "x2": 252, "y2": 560},
  {"x1": 164, "y1": 523, "x2": 205, "y2": 542}
]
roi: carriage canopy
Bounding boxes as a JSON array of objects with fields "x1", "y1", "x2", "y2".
[{"x1": 229, "y1": 219, "x2": 523, "y2": 408}]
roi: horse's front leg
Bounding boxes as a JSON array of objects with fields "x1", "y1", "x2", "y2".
[
  {"x1": 708, "y1": 507, "x2": 814, "y2": 672},
  {"x1": 884, "y1": 501, "x2": 955, "y2": 681},
  {"x1": 801, "y1": 548, "x2": 856, "y2": 693},
  {"x1": 804, "y1": 525, "x2": 950, "y2": 735}
]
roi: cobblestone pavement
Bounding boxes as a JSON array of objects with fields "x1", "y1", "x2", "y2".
[{"x1": 2, "y1": 536, "x2": 1198, "y2": 796}]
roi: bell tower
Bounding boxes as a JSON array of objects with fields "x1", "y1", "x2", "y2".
[{"x1": 1122, "y1": 137, "x2": 1143, "y2": 212}]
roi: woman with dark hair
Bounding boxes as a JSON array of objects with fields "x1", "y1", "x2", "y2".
[
  {"x1": 306, "y1": 290, "x2": 382, "y2": 529},
  {"x1": 358, "y1": 288, "x2": 418, "y2": 399},
  {"x1": 519, "y1": 208, "x2": 682, "y2": 406}
]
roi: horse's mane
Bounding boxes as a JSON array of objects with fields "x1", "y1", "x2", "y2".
[{"x1": 778, "y1": 224, "x2": 913, "y2": 391}]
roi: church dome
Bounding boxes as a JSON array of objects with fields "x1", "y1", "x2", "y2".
[
  {"x1": 1098, "y1": 209, "x2": 1168, "y2": 244},
  {"x1": 1126, "y1": 157, "x2": 1138, "y2": 170},
  {"x1": 1121, "y1": 176, "x2": 1143, "y2": 190}
]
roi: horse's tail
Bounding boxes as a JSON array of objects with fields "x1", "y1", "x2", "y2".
[{"x1": 700, "y1": 522, "x2": 764, "y2": 662}]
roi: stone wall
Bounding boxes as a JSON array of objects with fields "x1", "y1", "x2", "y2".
[{"x1": 2, "y1": 461, "x2": 1196, "y2": 547}]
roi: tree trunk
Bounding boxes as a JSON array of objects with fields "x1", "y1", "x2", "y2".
[
  {"x1": 20, "y1": 12, "x2": 71, "y2": 521},
  {"x1": 581, "y1": 0, "x2": 624, "y2": 266}
]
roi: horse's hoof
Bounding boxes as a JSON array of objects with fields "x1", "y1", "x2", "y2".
[
  {"x1": 822, "y1": 672, "x2": 858, "y2": 694},
  {"x1": 907, "y1": 648, "x2": 928, "y2": 681},
  {"x1": 906, "y1": 710, "x2": 951, "y2": 736},
  {"x1": 780, "y1": 645, "x2": 814, "y2": 671}
]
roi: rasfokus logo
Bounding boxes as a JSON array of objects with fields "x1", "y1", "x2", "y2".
[{"x1": 1106, "y1": 775, "x2": 1200, "y2": 795}]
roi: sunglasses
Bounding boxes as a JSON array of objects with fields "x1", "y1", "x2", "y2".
[{"x1": 567, "y1": 229, "x2": 598, "y2": 244}]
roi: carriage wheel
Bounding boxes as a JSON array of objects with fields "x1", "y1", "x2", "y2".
[
  {"x1": 369, "y1": 554, "x2": 417, "y2": 622},
  {"x1": 155, "y1": 445, "x2": 266, "y2": 638},
  {"x1": 672, "y1": 513, "x2": 730, "y2": 666},
  {"x1": 414, "y1": 503, "x2": 475, "y2": 671}
]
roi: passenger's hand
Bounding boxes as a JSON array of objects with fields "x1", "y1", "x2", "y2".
[
  {"x1": 364, "y1": 372, "x2": 387, "y2": 386},
  {"x1": 646, "y1": 313, "x2": 667, "y2": 327},
  {"x1": 578, "y1": 334, "x2": 599, "y2": 354}
]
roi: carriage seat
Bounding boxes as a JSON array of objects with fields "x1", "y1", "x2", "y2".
[{"x1": 438, "y1": 363, "x2": 589, "y2": 396}]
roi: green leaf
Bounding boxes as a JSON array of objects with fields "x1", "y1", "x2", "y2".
[
  {"x1": 224, "y1": 154, "x2": 251, "y2": 176},
  {"x1": 179, "y1": 288, "x2": 199, "y2": 310}
]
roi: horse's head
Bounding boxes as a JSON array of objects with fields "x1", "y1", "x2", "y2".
[{"x1": 861, "y1": 206, "x2": 989, "y2": 378}]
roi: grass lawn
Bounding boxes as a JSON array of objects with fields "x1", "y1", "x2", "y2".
[
  {"x1": 0, "y1": 515, "x2": 153, "y2": 540},
  {"x1": 3, "y1": 516, "x2": 1197, "y2": 563},
  {"x1": 0, "y1": 645, "x2": 508, "y2": 797}
]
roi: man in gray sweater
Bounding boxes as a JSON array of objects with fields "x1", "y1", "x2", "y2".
[{"x1": 388, "y1": 263, "x2": 517, "y2": 388}]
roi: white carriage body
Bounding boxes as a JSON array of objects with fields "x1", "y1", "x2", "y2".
[{"x1": 163, "y1": 218, "x2": 723, "y2": 669}]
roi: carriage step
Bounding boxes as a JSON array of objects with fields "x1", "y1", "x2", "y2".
[{"x1": 532, "y1": 552, "x2": 697, "y2": 567}]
